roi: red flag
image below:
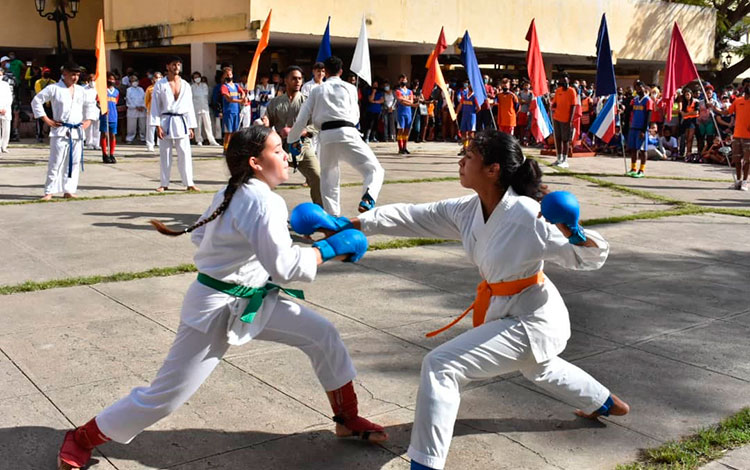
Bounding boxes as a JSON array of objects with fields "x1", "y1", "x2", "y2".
[
  {"x1": 422, "y1": 27, "x2": 447, "y2": 99},
  {"x1": 525, "y1": 19, "x2": 548, "y2": 97},
  {"x1": 662, "y1": 22, "x2": 699, "y2": 121}
]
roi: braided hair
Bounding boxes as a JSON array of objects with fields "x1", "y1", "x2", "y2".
[
  {"x1": 469, "y1": 129, "x2": 544, "y2": 200},
  {"x1": 150, "y1": 125, "x2": 273, "y2": 236}
]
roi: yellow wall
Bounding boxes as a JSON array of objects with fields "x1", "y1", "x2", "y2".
[{"x1": 0, "y1": 0, "x2": 103, "y2": 51}]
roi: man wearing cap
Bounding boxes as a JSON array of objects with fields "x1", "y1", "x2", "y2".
[
  {"x1": 34, "y1": 67, "x2": 56, "y2": 142},
  {"x1": 31, "y1": 62, "x2": 98, "y2": 200},
  {"x1": 0, "y1": 56, "x2": 20, "y2": 142},
  {"x1": 0, "y1": 67, "x2": 12, "y2": 153}
]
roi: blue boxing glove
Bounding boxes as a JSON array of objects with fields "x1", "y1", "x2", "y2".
[
  {"x1": 313, "y1": 229, "x2": 369, "y2": 262},
  {"x1": 290, "y1": 202, "x2": 353, "y2": 236},
  {"x1": 540, "y1": 191, "x2": 587, "y2": 244}
]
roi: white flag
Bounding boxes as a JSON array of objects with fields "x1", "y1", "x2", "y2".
[{"x1": 350, "y1": 16, "x2": 371, "y2": 85}]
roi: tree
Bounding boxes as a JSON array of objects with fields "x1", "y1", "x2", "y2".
[{"x1": 671, "y1": 0, "x2": 750, "y2": 84}]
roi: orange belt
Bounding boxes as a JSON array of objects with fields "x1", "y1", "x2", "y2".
[{"x1": 426, "y1": 271, "x2": 544, "y2": 338}]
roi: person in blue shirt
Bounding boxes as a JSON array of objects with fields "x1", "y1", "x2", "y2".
[
  {"x1": 395, "y1": 74, "x2": 415, "y2": 155},
  {"x1": 456, "y1": 82, "x2": 478, "y2": 155},
  {"x1": 627, "y1": 81, "x2": 653, "y2": 177},
  {"x1": 99, "y1": 72, "x2": 119, "y2": 163},
  {"x1": 363, "y1": 80, "x2": 384, "y2": 143},
  {"x1": 220, "y1": 66, "x2": 245, "y2": 153}
]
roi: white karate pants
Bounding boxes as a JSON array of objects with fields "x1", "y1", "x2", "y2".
[
  {"x1": 85, "y1": 120, "x2": 100, "y2": 149},
  {"x1": 0, "y1": 119, "x2": 10, "y2": 152},
  {"x1": 126, "y1": 113, "x2": 146, "y2": 142},
  {"x1": 194, "y1": 110, "x2": 218, "y2": 145},
  {"x1": 45, "y1": 136, "x2": 83, "y2": 195},
  {"x1": 319, "y1": 132, "x2": 385, "y2": 216},
  {"x1": 159, "y1": 137, "x2": 194, "y2": 188},
  {"x1": 408, "y1": 318, "x2": 610, "y2": 470},
  {"x1": 145, "y1": 124, "x2": 159, "y2": 150},
  {"x1": 95, "y1": 297, "x2": 356, "y2": 444}
]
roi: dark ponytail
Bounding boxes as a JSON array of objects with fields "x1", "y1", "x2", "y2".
[
  {"x1": 151, "y1": 125, "x2": 273, "y2": 236},
  {"x1": 470, "y1": 129, "x2": 544, "y2": 200}
]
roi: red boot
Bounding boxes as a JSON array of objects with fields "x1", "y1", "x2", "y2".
[
  {"x1": 326, "y1": 381, "x2": 387, "y2": 442},
  {"x1": 58, "y1": 417, "x2": 110, "y2": 470}
]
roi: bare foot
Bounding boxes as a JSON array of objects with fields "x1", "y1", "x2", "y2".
[
  {"x1": 334, "y1": 421, "x2": 388, "y2": 443},
  {"x1": 575, "y1": 394, "x2": 630, "y2": 419},
  {"x1": 155, "y1": 186, "x2": 167, "y2": 192},
  {"x1": 63, "y1": 193, "x2": 77, "y2": 199},
  {"x1": 40, "y1": 194, "x2": 53, "y2": 201},
  {"x1": 187, "y1": 186, "x2": 201, "y2": 192}
]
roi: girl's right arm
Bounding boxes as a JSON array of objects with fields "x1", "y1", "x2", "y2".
[{"x1": 355, "y1": 198, "x2": 465, "y2": 240}]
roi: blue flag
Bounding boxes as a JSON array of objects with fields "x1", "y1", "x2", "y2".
[
  {"x1": 458, "y1": 31, "x2": 487, "y2": 107},
  {"x1": 316, "y1": 17, "x2": 332, "y2": 63},
  {"x1": 595, "y1": 14, "x2": 617, "y2": 97}
]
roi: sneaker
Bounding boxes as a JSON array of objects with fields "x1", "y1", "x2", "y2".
[
  {"x1": 197, "y1": 142, "x2": 203, "y2": 146},
  {"x1": 404, "y1": 148, "x2": 411, "y2": 155},
  {"x1": 730, "y1": 181, "x2": 741, "y2": 190},
  {"x1": 632, "y1": 170, "x2": 644, "y2": 178},
  {"x1": 626, "y1": 170, "x2": 637, "y2": 177},
  {"x1": 557, "y1": 160, "x2": 569, "y2": 168},
  {"x1": 742, "y1": 181, "x2": 749, "y2": 191}
]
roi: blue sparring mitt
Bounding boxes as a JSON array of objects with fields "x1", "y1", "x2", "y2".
[
  {"x1": 313, "y1": 229, "x2": 369, "y2": 262},
  {"x1": 290, "y1": 202, "x2": 353, "y2": 236},
  {"x1": 540, "y1": 191, "x2": 587, "y2": 244}
]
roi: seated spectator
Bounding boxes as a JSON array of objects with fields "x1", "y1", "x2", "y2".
[
  {"x1": 701, "y1": 136, "x2": 727, "y2": 165},
  {"x1": 602, "y1": 126, "x2": 624, "y2": 155},
  {"x1": 641, "y1": 122, "x2": 667, "y2": 160},
  {"x1": 659, "y1": 126, "x2": 679, "y2": 160}
]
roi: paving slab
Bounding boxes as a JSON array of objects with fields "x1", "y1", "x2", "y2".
[
  {"x1": 706, "y1": 445, "x2": 750, "y2": 470},
  {"x1": 599, "y1": 175, "x2": 750, "y2": 208}
]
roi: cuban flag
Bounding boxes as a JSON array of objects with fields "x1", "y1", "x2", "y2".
[
  {"x1": 530, "y1": 96, "x2": 553, "y2": 142},
  {"x1": 589, "y1": 94, "x2": 616, "y2": 142}
]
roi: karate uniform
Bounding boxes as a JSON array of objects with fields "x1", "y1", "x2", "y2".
[
  {"x1": 288, "y1": 76, "x2": 385, "y2": 216},
  {"x1": 150, "y1": 77, "x2": 197, "y2": 188},
  {"x1": 0, "y1": 79, "x2": 11, "y2": 152},
  {"x1": 31, "y1": 81, "x2": 98, "y2": 195},
  {"x1": 190, "y1": 81, "x2": 219, "y2": 145},
  {"x1": 144, "y1": 84, "x2": 159, "y2": 151},
  {"x1": 83, "y1": 83, "x2": 101, "y2": 150},
  {"x1": 125, "y1": 84, "x2": 146, "y2": 142},
  {"x1": 94, "y1": 179, "x2": 356, "y2": 444},
  {"x1": 358, "y1": 188, "x2": 612, "y2": 470}
]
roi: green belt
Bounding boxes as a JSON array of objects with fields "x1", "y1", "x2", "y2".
[{"x1": 197, "y1": 273, "x2": 305, "y2": 324}]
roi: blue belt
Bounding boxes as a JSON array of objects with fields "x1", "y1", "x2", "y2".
[
  {"x1": 61, "y1": 122, "x2": 84, "y2": 178},
  {"x1": 162, "y1": 112, "x2": 187, "y2": 136}
]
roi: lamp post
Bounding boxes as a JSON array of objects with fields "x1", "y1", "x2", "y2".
[{"x1": 34, "y1": 0, "x2": 81, "y2": 63}]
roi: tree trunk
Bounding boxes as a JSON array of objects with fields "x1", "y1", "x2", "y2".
[{"x1": 715, "y1": 55, "x2": 750, "y2": 86}]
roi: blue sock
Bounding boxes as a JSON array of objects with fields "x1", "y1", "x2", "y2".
[
  {"x1": 595, "y1": 395, "x2": 615, "y2": 416},
  {"x1": 411, "y1": 460, "x2": 437, "y2": 470}
]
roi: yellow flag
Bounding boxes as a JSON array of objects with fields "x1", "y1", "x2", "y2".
[
  {"x1": 247, "y1": 10, "x2": 272, "y2": 91},
  {"x1": 94, "y1": 19, "x2": 108, "y2": 114},
  {"x1": 434, "y1": 64, "x2": 456, "y2": 121}
]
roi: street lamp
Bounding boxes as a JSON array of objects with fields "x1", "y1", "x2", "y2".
[{"x1": 34, "y1": 0, "x2": 81, "y2": 62}]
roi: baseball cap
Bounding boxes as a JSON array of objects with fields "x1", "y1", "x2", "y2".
[{"x1": 0, "y1": 56, "x2": 9, "y2": 63}]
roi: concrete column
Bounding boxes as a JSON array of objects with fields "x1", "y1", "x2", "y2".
[
  {"x1": 107, "y1": 49, "x2": 123, "y2": 75},
  {"x1": 639, "y1": 67, "x2": 660, "y2": 86},
  {"x1": 386, "y1": 54, "x2": 412, "y2": 83},
  {"x1": 191, "y1": 42, "x2": 217, "y2": 82},
  {"x1": 543, "y1": 57, "x2": 555, "y2": 81}
]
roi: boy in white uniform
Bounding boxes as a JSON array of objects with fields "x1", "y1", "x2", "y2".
[
  {"x1": 31, "y1": 63, "x2": 98, "y2": 200},
  {"x1": 125, "y1": 73, "x2": 146, "y2": 143},
  {"x1": 151, "y1": 56, "x2": 199, "y2": 192},
  {"x1": 190, "y1": 71, "x2": 220, "y2": 146},
  {"x1": 0, "y1": 67, "x2": 12, "y2": 153}
]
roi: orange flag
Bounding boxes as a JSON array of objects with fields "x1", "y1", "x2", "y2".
[
  {"x1": 423, "y1": 28, "x2": 456, "y2": 121},
  {"x1": 94, "y1": 19, "x2": 108, "y2": 114},
  {"x1": 247, "y1": 10, "x2": 272, "y2": 92}
]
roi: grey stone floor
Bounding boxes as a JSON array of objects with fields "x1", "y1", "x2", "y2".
[{"x1": 0, "y1": 140, "x2": 749, "y2": 469}]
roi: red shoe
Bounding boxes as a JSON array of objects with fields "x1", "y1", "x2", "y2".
[
  {"x1": 58, "y1": 418, "x2": 110, "y2": 469},
  {"x1": 327, "y1": 381, "x2": 387, "y2": 442}
]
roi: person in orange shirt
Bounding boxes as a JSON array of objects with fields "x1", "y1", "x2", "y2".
[
  {"x1": 496, "y1": 78, "x2": 518, "y2": 135},
  {"x1": 713, "y1": 84, "x2": 750, "y2": 190},
  {"x1": 551, "y1": 74, "x2": 578, "y2": 168}
]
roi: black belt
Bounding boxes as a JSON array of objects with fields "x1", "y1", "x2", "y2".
[{"x1": 321, "y1": 120, "x2": 356, "y2": 131}]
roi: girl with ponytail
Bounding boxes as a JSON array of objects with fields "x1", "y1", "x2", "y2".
[
  {"x1": 57, "y1": 126, "x2": 386, "y2": 470},
  {"x1": 346, "y1": 129, "x2": 629, "y2": 470}
]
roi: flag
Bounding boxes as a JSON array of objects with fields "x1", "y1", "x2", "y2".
[
  {"x1": 530, "y1": 96, "x2": 553, "y2": 142},
  {"x1": 662, "y1": 22, "x2": 699, "y2": 120},
  {"x1": 458, "y1": 31, "x2": 487, "y2": 107},
  {"x1": 594, "y1": 14, "x2": 617, "y2": 97},
  {"x1": 589, "y1": 94, "x2": 617, "y2": 142},
  {"x1": 247, "y1": 10, "x2": 272, "y2": 91},
  {"x1": 350, "y1": 15, "x2": 371, "y2": 85},
  {"x1": 525, "y1": 19, "x2": 548, "y2": 97},
  {"x1": 316, "y1": 17, "x2": 332, "y2": 63},
  {"x1": 93, "y1": 19, "x2": 108, "y2": 114},
  {"x1": 422, "y1": 28, "x2": 456, "y2": 121}
]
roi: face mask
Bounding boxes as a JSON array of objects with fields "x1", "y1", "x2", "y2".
[
  {"x1": 193, "y1": 77, "x2": 201, "y2": 84},
  {"x1": 562, "y1": 82, "x2": 569, "y2": 89},
  {"x1": 42, "y1": 73, "x2": 50, "y2": 78},
  {"x1": 384, "y1": 86, "x2": 390, "y2": 91},
  {"x1": 131, "y1": 81, "x2": 138, "y2": 87},
  {"x1": 450, "y1": 82, "x2": 456, "y2": 87},
  {"x1": 3, "y1": 63, "x2": 9, "y2": 70},
  {"x1": 147, "y1": 73, "x2": 153, "y2": 79},
  {"x1": 483, "y1": 78, "x2": 489, "y2": 84},
  {"x1": 463, "y1": 83, "x2": 469, "y2": 89},
  {"x1": 107, "y1": 81, "x2": 115, "y2": 86},
  {"x1": 502, "y1": 87, "x2": 509, "y2": 92},
  {"x1": 400, "y1": 81, "x2": 407, "y2": 87},
  {"x1": 224, "y1": 77, "x2": 232, "y2": 83}
]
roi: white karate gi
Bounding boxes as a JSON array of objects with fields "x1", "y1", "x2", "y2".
[
  {"x1": 94, "y1": 179, "x2": 356, "y2": 443},
  {"x1": 83, "y1": 83, "x2": 100, "y2": 149},
  {"x1": 150, "y1": 77, "x2": 197, "y2": 188},
  {"x1": 0, "y1": 80, "x2": 12, "y2": 152},
  {"x1": 359, "y1": 188, "x2": 611, "y2": 470},
  {"x1": 289, "y1": 76, "x2": 384, "y2": 216},
  {"x1": 191, "y1": 81, "x2": 218, "y2": 145},
  {"x1": 239, "y1": 89, "x2": 255, "y2": 129},
  {"x1": 125, "y1": 84, "x2": 146, "y2": 142},
  {"x1": 31, "y1": 81, "x2": 98, "y2": 195}
]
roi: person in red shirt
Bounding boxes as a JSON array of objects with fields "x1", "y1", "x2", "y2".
[
  {"x1": 495, "y1": 78, "x2": 518, "y2": 135},
  {"x1": 713, "y1": 83, "x2": 750, "y2": 190},
  {"x1": 551, "y1": 74, "x2": 579, "y2": 168}
]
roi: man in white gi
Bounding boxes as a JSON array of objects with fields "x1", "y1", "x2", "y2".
[
  {"x1": 0, "y1": 67, "x2": 12, "y2": 153},
  {"x1": 190, "y1": 71, "x2": 220, "y2": 146},
  {"x1": 79, "y1": 73, "x2": 101, "y2": 151},
  {"x1": 125, "y1": 73, "x2": 146, "y2": 143},
  {"x1": 288, "y1": 56, "x2": 384, "y2": 215},
  {"x1": 301, "y1": 61, "x2": 325, "y2": 98},
  {"x1": 31, "y1": 62, "x2": 98, "y2": 200},
  {"x1": 151, "y1": 56, "x2": 199, "y2": 192}
]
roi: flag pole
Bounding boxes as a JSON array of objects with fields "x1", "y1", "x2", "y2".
[{"x1": 696, "y1": 80, "x2": 736, "y2": 181}]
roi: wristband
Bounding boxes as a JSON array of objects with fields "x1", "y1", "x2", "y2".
[
  {"x1": 312, "y1": 240, "x2": 336, "y2": 261},
  {"x1": 567, "y1": 224, "x2": 587, "y2": 245},
  {"x1": 333, "y1": 217, "x2": 354, "y2": 231}
]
